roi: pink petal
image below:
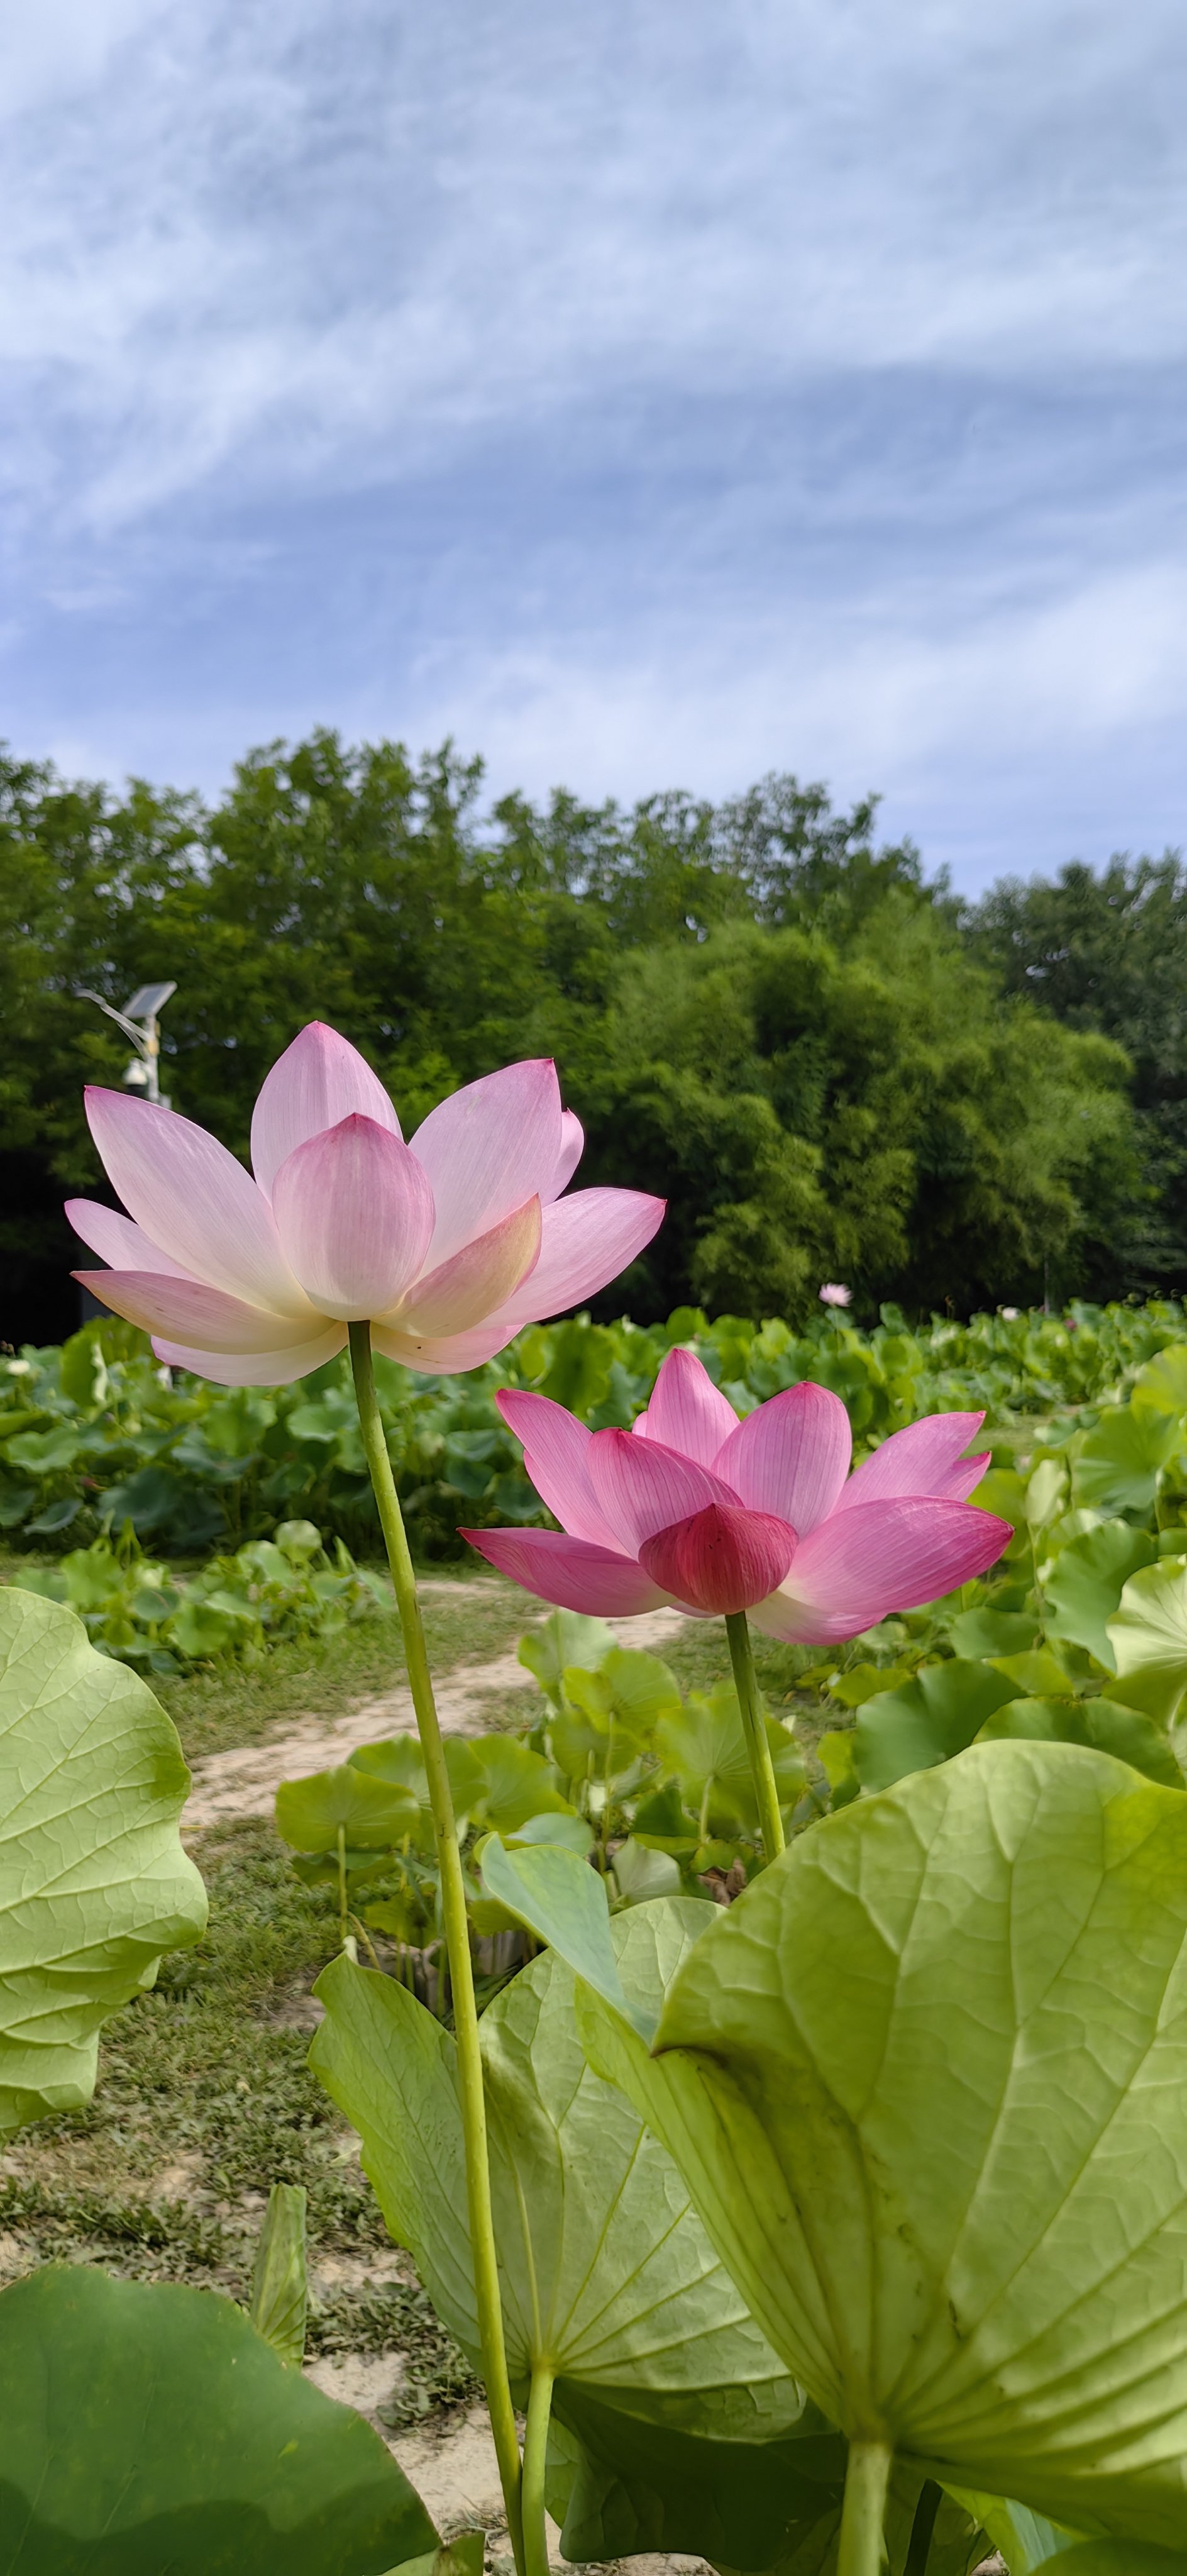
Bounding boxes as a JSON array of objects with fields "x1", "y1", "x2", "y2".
[
  {"x1": 640, "y1": 1349, "x2": 739, "y2": 1469},
  {"x1": 462, "y1": 1189, "x2": 666, "y2": 1336},
  {"x1": 640, "y1": 1502, "x2": 797, "y2": 1616},
  {"x1": 151, "y1": 1326, "x2": 346, "y2": 1385},
  {"x1": 749, "y1": 1497, "x2": 1013, "y2": 1645},
  {"x1": 497, "y1": 1391, "x2": 622, "y2": 1548},
  {"x1": 461, "y1": 1526, "x2": 672, "y2": 1616},
  {"x1": 372, "y1": 1319, "x2": 523, "y2": 1375},
  {"x1": 546, "y1": 1109, "x2": 585, "y2": 1201},
  {"x1": 587, "y1": 1426, "x2": 740, "y2": 1554},
  {"x1": 714, "y1": 1382, "x2": 851, "y2": 1534},
  {"x1": 836, "y1": 1410, "x2": 990, "y2": 1511},
  {"x1": 84, "y1": 1088, "x2": 311, "y2": 1319},
  {"x1": 270, "y1": 1114, "x2": 435, "y2": 1321},
  {"x1": 410, "y1": 1060, "x2": 563, "y2": 1270},
  {"x1": 65, "y1": 1199, "x2": 189, "y2": 1277},
  {"x1": 392, "y1": 1196, "x2": 541, "y2": 1338},
  {"x1": 250, "y1": 1023, "x2": 401, "y2": 1197},
  {"x1": 74, "y1": 1269, "x2": 324, "y2": 1354}
]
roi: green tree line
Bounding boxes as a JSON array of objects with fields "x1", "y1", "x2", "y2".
[{"x1": 0, "y1": 729, "x2": 1178, "y2": 1344}]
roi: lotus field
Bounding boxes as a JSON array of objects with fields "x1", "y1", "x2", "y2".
[{"x1": 9, "y1": 1024, "x2": 1187, "y2": 2574}]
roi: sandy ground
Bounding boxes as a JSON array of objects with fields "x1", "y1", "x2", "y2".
[{"x1": 184, "y1": 1596, "x2": 688, "y2": 1827}]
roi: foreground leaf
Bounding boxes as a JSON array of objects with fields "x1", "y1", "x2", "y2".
[
  {"x1": 548, "y1": 2386, "x2": 985, "y2": 2575},
  {"x1": 311, "y1": 1901, "x2": 797, "y2": 2429},
  {"x1": 577, "y1": 1742, "x2": 1187, "y2": 2545},
  {"x1": 0, "y1": 2264, "x2": 436, "y2": 2573},
  {"x1": 0, "y1": 1589, "x2": 207, "y2": 2134}
]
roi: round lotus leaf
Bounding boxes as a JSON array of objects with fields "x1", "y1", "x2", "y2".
[{"x1": 0, "y1": 1587, "x2": 206, "y2": 2134}]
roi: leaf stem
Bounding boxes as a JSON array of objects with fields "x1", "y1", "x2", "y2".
[
  {"x1": 837, "y1": 2438, "x2": 892, "y2": 2576},
  {"x1": 522, "y1": 2362, "x2": 555, "y2": 2576},
  {"x1": 348, "y1": 1321, "x2": 524, "y2": 2574},
  {"x1": 336, "y1": 1823, "x2": 348, "y2": 1949},
  {"x1": 725, "y1": 1609, "x2": 785, "y2": 1860}
]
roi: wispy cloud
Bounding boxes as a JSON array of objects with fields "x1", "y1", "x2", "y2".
[{"x1": 1, "y1": 1, "x2": 1184, "y2": 885}]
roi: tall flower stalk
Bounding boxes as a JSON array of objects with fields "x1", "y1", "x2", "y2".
[{"x1": 349, "y1": 1321, "x2": 526, "y2": 2563}]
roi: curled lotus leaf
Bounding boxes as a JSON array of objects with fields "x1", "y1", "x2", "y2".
[{"x1": 574, "y1": 1742, "x2": 1187, "y2": 2548}]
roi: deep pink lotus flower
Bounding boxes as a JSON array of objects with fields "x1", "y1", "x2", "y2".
[
  {"x1": 67, "y1": 1023, "x2": 663, "y2": 1386},
  {"x1": 463, "y1": 1348, "x2": 1011, "y2": 1641}
]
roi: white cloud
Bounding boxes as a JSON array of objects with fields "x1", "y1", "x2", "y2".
[{"x1": 0, "y1": 0, "x2": 1184, "y2": 886}]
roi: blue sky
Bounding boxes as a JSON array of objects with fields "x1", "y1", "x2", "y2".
[{"x1": 2, "y1": 1, "x2": 1184, "y2": 893}]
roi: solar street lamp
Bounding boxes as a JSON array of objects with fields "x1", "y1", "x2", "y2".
[{"x1": 77, "y1": 980, "x2": 176, "y2": 1107}]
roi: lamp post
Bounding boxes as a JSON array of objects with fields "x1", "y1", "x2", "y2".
[{"x1": 76, "y1": 982, "x2": 177, "y2": 1107}]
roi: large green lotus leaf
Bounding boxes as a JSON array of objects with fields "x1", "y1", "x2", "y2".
[
  {"x1": 976, "y1": 1696, "x2": 1183, "y2": 1788},
  {"x1": 1107, "y1": 1562, "x2": 1187, "y2": 1724},
  {"x1": 0, "y1": 1588, "x2": 207, "y2": 2134},
  {"x1": 275, "y1": 1763, "x2": 418, "y2": 1855},
  {"x1": 852, "y1": 1660, "x2": 1014, "y2": 1789},
  {"x1": 1042, "y1": 1521, "x2": 1158, "y2": 1668},
  {"x1": 548, "y1": 2385, "x2": 986, "y2": 2576},
  {"x1": 311, "y1": 1898, "x2": 798, "y2": 2428},
  {"x1": 0, "y1": 2263, "x2": 436, "y2": 2573},
  {"x1": 1071, "y1": 1409, "x2": 1177, "y2": 1518},
  {"x1": 946, "y1": 1609, "x2": 1039, "y2": 1658},
  {"x1": 481, "y1": 1834, "x2": 644, "y2": 2028},
  {"x1": 575, "y1": 1743, "x2": 1187, "y2": 2546}
]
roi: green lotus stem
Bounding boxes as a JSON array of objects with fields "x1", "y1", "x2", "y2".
[
  {"x1": 838, "y1": 2438, "x2": 892, "y2": 2576},
  {"x1": 336, "y1": 1824, "x2": 348, "y2": 1949},
  {"x1": 521, "y1": 2362, "x2": 555, "y2": 2576},
  {"x1": 725, "y1": 1609, "x2": 785, "y2": 1860},
  {"x1": 348, "y1": 1321, "x2": 524, "y2": 2575}
]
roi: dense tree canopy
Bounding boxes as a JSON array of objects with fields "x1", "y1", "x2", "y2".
[{"x1": 0, "y1": 729, "x2": 1166, "y2": 1345}]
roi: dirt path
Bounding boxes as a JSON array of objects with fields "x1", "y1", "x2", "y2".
[{"x1": 185, "y1": 1593, "x2": 688, "y2": 1827}]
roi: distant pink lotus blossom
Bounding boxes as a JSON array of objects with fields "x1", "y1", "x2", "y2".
[
  {"x1": 67, "y1": 1023, "x2": 663, "y2": 1386},
  {"x1": 465, "y1": 1348, "x2": 1011, "y2": 1640},
  {"x1": 819, "y1": 1282, "x2": 851, "y2": 1307}
]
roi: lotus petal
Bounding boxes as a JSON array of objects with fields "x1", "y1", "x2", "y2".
[
  {"x1": 151, "y1": 1324, "x2": 347, "y2": 1385},
  {"x1": 714, "y1": 1384, "x2": 851, "y2": 1533},
  {"x1": 74, "y1": 1269, "x2": 323, "y2": 1353},
  {"x1": 641, "y1": 1503, "x2": 797, "y2": 1616},
  {"x1": 84, "y1": 1088, "x2": 311, "y2": 1318},
  {"x1": 65, "y1": 1198, "x2": 189, "y2": 1277},
  {"x1": 751, "y1": 1497, "x2": 1013, "y2": 1643},
  {"x1": 638, "y1": 1350, "x2": 739, "y2": 1470},
  {"x1": 547, "y1": 1109, "x2": 585, "y2": 1200},
  {"x1": 250, "y1": 1021, "x2": 402, "y2": 1196},
  {"x1": 837, "y1": 1409, "x2": 990, "y2": 1511},
  {"x1": 392, "y1": 1195, "x2": 541, "y2": 1338},
  {"x1": 270, "y1": 1114, "x2": 435, "y2": 1320},
  {"x1": 497, "y1": 1391, "x2": 624, "y2": 1549},
  {"x1": 411, "y1": 1059, "x2": 563, "y2": 1270},
  {"x1": 587, "y1": 1428, "x2": 740, "y2": 1555},
  {"x1": 462, "y1": 1526, "x2": 673, "y2": 1616},
  {"x1": 470, "y1": 1187, "x2": 666, "y2": 1336}
]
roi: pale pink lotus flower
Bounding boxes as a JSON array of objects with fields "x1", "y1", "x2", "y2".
[
  {"x1": 67, "y1": 1023, "x2": 663, "y2": 1387},
  {"x1": 818, "y1": 1282, "x2": 851, "y2": 1307},
  {"x1": 463, "y1": 1347, "x2": 1011, "y2": 1641}
]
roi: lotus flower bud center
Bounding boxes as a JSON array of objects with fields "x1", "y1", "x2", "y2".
[{"x1": 638, "y1": 1501, "x2": 797, "y2": 1617}]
